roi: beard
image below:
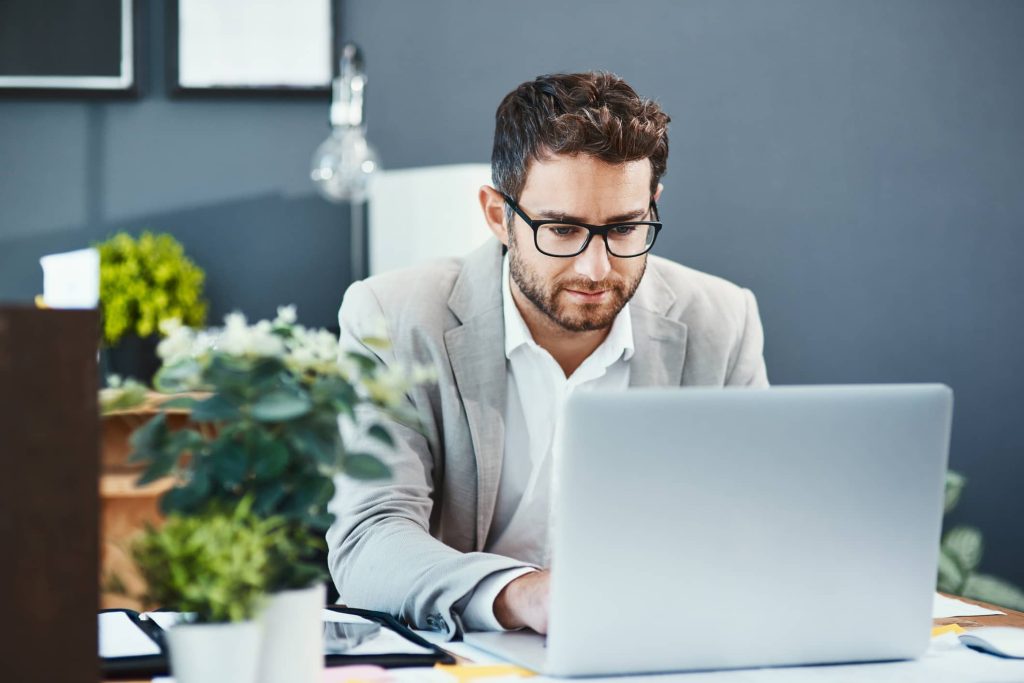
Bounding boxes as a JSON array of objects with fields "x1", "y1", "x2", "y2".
[{"x1": 507, "y1": 229, "x2": 646, "y2": 332}]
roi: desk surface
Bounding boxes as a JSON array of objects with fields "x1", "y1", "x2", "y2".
[{"x1": 109, "y1": 594, "x2": 1024, "y2": 682}]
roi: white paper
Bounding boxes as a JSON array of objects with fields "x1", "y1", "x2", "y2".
[
  {"x1": 343, "y1": 628, "x2": 434, "y2": 656},
  {"x1": 322, "y1": 609, "x2": 375, "y2": 625},
  {"x1": 39, "y1": 248, "x2": 99, "y2": 309},
  {"x1": 178, "y1": 0, "x2": 331, "y2": 87},
  {"x1": 98, "y1": 612, "x2": 161, "y2": 658},
  {"x1": 368, "y1": 164, "x2": 494, "y2": 276},
  {"x1": 932, "y1": 593, "x2": 1005, "y2": 618}
]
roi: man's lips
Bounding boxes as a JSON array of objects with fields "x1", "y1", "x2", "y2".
[{"x1": 564, "y1": 288, "x2": 609, "y2": 301}]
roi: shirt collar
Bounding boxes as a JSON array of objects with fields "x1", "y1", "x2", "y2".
[{"x1": 502, "y1": 254, "x2": 635, "y2": 363}]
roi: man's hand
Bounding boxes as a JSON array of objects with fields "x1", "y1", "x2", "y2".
[{"x1": 493, "y1": 570, "x2": 550, "y2": 633}]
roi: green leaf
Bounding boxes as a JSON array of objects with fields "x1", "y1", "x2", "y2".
[
  {"x1": 305, "y1": 512, "x2": 336, "y2": 531},
  {"x1": 210, "y1": 440, "x2": 248, "y2": 488},
  {"x1": 159, "y1": 396, "x2": 199, "y2": 411},
  {"x1": 287, "y1": 425, "x2": 339, "y2": 468},
  {"x1": 252, "y1": 484, "x2": 287, "y2": 517},
  {"x1": 367, "y1": 424, "x2": 394, "y2": 447},
  {"x1": 250, "y1": 391, "x2": 312, "y2": 422},
  {"x1": 153, "y1": 360, "x2": 202, "y2": 393},
  {"x1": 937, "y1": 547, "x2": 964, "y2": 594},
  {"x1": 345, "y1": 352, "x2": 379, "y2": 375},
  {"x1": 253, "y1": 439, "x2": 289, "y2": 480},
  {"x1": 342, "y1": 452, "x2": 391, "y2": 480},
  {"x1": 191, "y1": 394, "x2": 242, "y2": 422},
  {"x1": 137, "y1": 452, "x2": 177, "y2": 486},
  {"x1": 944, "y1": 470, "x2": 966, "y2": 514},
  {"x1": 128, "y1": 413, "x2": 168, "y2": 462},
  {"x1": 250, "y1": 356, "x2": 287, "y2": 384},
  {"x1": 361, "y1": 336, "x2": 391, "y2": 351},
  {"x1": 160, "y1": 468, "x2": 212, "y2": 515},
  {"x1": 167, "y1": 428, "x2": 205, "y2": 454},
  {"x1": 942, "y1": 525, "x2": 983, "y2": 574},
  {"x1": 962, "y1": 573, "x2": 1024, "y2": 611},
  {"x1": 277, "y1": 475, "x2": 334, "y2": 521}
]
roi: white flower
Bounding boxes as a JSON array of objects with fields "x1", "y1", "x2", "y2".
[
  {"x1": 212, "y1": 312, "x2": 285, "y2": 358},
  {"x1": 275, "y1": 305, "x2": 297, "y2": 326},
  {"x1": 157, "y1": 319, "x2": 199, "y2": 365}
]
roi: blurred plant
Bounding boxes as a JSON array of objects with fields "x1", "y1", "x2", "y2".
[
  {"x1": 130, "y1": 499, "x2": 284, "y2": 623},
  {"x1": 938, "y1": 470, "x2": 1024, "y2": 610},
  {"x1": 129, "y1": 306, "x2": 433, "y2": 591},
  {"x1": 99, "y1": 374, "x2": 149, "y2": 414},
  {"x1": 96, "y1": 231, "x2": 207, "y2": 346}
]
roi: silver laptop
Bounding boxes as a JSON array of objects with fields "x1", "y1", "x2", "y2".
[{"x1": 465, "y1": 384, "x2": 953, "y2": 677}]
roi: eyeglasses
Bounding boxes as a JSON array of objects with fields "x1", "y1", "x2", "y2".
[{"x1": 502, "y1": 193, "x2": 662, "y2": 258}]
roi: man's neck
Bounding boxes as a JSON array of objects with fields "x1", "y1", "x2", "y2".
[{"x1": 510, "y1": 282, "x2": 611, "y2": 378}]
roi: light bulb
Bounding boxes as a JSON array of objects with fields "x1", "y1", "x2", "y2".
[
  {"x1": 311, "y1": 43, "x2": 380, "y2": 203},
  {"x1": 311, "y1": 128, "x2": 379, "y2": 203}
]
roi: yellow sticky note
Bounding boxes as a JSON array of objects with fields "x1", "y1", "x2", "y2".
[
  {"x1": 434, "y1": 663, "x2": 536, "y2": 682},
  {"x1": 932, "y1": 623, "x2": 966, "y2": 637}
]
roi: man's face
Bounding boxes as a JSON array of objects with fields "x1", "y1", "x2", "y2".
[{"x1": 507, "y1": 154, "x2": 654, "y2": 332}]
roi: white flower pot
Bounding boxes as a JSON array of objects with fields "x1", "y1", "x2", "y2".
[
  {"x1": 166, "y1": 619, "x2": 261, "y2": 683},
  {"x1": 258, "y1": 583, "x2": 326, "y2": 683}
]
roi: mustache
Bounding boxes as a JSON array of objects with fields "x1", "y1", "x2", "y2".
[{"x1": 556, "y1": 278, "x2": 625, "y2": 294}]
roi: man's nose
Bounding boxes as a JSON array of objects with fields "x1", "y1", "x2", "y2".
[{"x1": 573, "y1": 235, "x2": 612, "y2": 282}]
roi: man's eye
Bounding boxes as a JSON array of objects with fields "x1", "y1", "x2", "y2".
[
  {"x1": 547, "y1": 225, "x2": 584, "y2": 238},
  {"x1": 610, "y1": 226, "x2": 637, "y2": 236}
]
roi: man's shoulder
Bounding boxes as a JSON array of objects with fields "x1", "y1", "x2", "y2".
[
  {"x1": 338, "y1": 256, "x2": 465, "y2": 333},
  {"x1": 645, "y1": 255, "x2": 753, "y2": 315},
  {"x1": 358, "y1": 257, "x2": 463, "y2": 305}
]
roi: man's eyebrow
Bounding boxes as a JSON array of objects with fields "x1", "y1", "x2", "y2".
[{"x1": 534, "y1": 207, "x2": 650, "y2": 223}]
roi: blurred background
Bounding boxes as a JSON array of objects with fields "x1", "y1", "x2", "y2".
[{"x1": 1, "y1": 0, "x2": 1022, "y2": 590}]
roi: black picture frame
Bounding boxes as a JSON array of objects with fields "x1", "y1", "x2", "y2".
[
  {"x1": 167, "y1": 0, "x2": 336, "y2": 98},
  {"x1": 0, "y1": 0, "x2": 140, "y2": 97}
]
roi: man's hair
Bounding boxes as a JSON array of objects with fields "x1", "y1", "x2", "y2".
[{"x1": 491, "y1": 72, "x2": 670, "y2": 209}]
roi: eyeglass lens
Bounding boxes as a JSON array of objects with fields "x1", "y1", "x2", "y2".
[{"x1": 535, "y1": 223, "x2": 657, "y2": 257}]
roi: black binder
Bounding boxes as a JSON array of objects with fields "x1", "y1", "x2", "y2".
[{"x1": 101, "y1": 606, "x2": 455, "y2": 680}]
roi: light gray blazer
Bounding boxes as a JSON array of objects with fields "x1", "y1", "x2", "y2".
[{"x1": 327, "y1": 239, "x2": 768, "y2": 638}]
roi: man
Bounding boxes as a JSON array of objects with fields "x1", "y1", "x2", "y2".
[{"x1": 327, "y1": 72, "x2": 768, "y2": 638}]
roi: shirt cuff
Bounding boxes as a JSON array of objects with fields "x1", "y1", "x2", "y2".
[{"x1": 460, "y1": 566, "x2": 538, "y2": 632}]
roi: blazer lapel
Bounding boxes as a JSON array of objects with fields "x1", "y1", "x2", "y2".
[
  {"x1": 629, "y1": 260, "x2": 688, "y2": 387},
  {"x1": 445, "y1": 241, "x2": 508, "y2": 550}
]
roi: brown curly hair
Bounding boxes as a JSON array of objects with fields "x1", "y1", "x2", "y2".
[{"x1": 491, "y1": 72, "x2": 670, "y2": 211}]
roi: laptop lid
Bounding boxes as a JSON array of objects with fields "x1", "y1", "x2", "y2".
[{"x1": 543, "y1": 384, "x2": 952, "y2": 677}]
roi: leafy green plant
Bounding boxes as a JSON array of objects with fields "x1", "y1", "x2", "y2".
[
  {"x1": 131, "y1": 500, "x2": 286, "y2": 623},
  {"x1": 129, "y1": 307, "x2": 433, "y2": 591},
  {"x1": 96, "y1": 231, "x2": 207, "y2": 346},
  {"x1": 99, "y1": 375, "x2": 149, "y2": 414},
  {"x1": 938, "y1": 470, "x2": 1024, "y2": 610}
]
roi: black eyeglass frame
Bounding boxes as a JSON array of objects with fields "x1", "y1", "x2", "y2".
[{"x1": 501, "y1": 193, "x2": 662, "y2": 258}]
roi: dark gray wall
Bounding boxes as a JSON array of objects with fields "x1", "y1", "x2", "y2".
[
  {"x1": 2, "y1": 1, "x2": 1022, "y2": 585},
  {"x1": 0, "y1": 1, "x2": 352, "y2": 328}
]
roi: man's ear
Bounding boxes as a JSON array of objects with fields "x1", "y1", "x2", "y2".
[
  {"x1": 479, "y1": 185, "x2": 510, "y2": 246},
  {"x1": 654, "y1": 182, "x2": 664, "y2": 203}
]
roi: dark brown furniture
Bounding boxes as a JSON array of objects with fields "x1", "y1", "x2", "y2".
[{"x1": 0, "y1": 306, "x2": 100, "y2": 683}]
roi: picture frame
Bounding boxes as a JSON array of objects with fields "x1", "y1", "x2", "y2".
[
  {"x1": 167, "y1": 0, "x2": 335, "y2": 97},
  {"x1": 0, "y1": 0, "x2": 139, "y2": 96}
]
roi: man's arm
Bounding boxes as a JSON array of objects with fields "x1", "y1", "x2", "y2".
[{"x1": 327, "y1": 280, "x2": 537, "y2": 638}]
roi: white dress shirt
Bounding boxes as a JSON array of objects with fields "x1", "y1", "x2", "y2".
[{"x1": 461, "y1": 255, "x2": 634, "y2": 630}]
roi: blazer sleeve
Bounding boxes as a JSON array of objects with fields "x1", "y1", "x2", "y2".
[
  {"x1": 326, "y1": 280, "x2": 536, "y2": 638},
  {"x1": 724, "y1": 288, "x2": 769, "y2": 387}
]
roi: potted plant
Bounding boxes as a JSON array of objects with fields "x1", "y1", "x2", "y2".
[
  {"x1": 131, "y1": 500, "x2": 287, "y2": 683},
  {"x1": 938, "y1": 470, "x2": 1024, "y2": 609},
  {"x1": 97, "y1": 231, "x2": 207, "y2": 383},
  {"x1": 130, "y1": 306, "x2": 431, "y2": 683}
]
